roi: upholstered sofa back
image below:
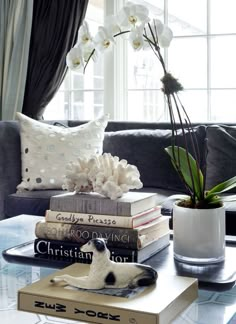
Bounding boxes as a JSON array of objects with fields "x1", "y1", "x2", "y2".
[{"x1": 1, "y1": 119, "x2": 236, "y2": 235}]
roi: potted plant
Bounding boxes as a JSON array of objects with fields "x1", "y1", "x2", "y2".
[{"x1": 66, "y1": 1, "x2": 236, "y2": 264}]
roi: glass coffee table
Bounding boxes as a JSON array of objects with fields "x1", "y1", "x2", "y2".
[{"x1": 0, "y1": 215, "x2": 236, "y2": 324}]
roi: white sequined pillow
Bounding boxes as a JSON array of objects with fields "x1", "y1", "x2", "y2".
[{"x1": 16, "y1": 113, "x2": 108, "y2": 191}]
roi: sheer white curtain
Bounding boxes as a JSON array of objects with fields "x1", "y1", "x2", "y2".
[{"x1": 0, "y1": 0, "x2": 33, "y2": 120}]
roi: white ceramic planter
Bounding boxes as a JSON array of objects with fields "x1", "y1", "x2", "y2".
[{"x1": 173, "y1": 203, "x2": 225, "y2": 264}]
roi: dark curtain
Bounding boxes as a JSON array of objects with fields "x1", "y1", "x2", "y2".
[{"x1": 22, "y1": 0, "x2": 88, "y2": 119}]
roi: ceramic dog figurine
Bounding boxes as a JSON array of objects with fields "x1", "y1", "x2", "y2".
[{"x1": 50, "y1": 238, "x2": 158, "y2": 289}]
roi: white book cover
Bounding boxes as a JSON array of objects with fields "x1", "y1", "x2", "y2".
[
  {"x1": 49, "y1": 192, "x2": 158, "y2": 216},
  {"x1": 45, "y1": 206, "x2": 162, "y2": 228},
  {"x1": 18, "y1": 262, "x2": 198, "y2": 324}
]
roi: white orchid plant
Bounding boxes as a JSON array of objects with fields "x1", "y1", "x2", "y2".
[{"x1": 66, "y1": 1, "x2": 236, "y2": 209}]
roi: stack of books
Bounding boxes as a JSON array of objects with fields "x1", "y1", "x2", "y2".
[{"x1": 34, "y1": 191, "x2": 170, "y2": 263}]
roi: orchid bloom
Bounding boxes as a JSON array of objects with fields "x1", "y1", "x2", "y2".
[
  {"x1": 83, "y1": 43, "x2": 98, "y2": 63},
  {"x1": 144, "y1": 19, "x2": 173, "y2": 49},
  {"x1": 118, "y1": 2, "x2": 149, "y2": 28},
  {"x1": 145, "y1": 19, "x2": 164, "y2": 43},
  {"x1": 158, "y1": 24, "x2": 173, "y2": 48},
  {"x1": 66, "y1": 3, "x2": 172, "y2": 74},
  {"x1": 129, "y1": 25, "x2": 145, "y2": 51},
  {"x1": 66, "y1": 46, "x2": 84, "y2": 71},
  {"x1": 78, "y1": 21, "x2": 92, "y2": 47},
  {"x1": 94, "y1": 26, "x2": 114, "y2": 53},
  {"x1": 104, "y1": 15, "x2": 121, "y2": 35}
]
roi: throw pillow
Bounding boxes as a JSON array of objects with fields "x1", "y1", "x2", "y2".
[
  {"x1": 16, "y1": 113, "x2": 108, "y2": 191},
  {"x1": 103, "y1": 126, "x2": 206, "y2": 192},
  {"x1": 205, "y1": 125, "x2": 236, "y2": 192}
]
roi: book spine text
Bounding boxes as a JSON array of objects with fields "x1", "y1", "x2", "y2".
[
  {"x1": 45, "y1": 207, "x2": 161, "y2": 229},
  {"x1": 34, "y1": 239, "x2": 139, "y2": 263},
  {"x1": 35, "y1": 221, "x2": 140, "y2": 249},
  {"x1": 50, "y1": 196, "x2": 132, "y2": 216},
  {"x1": 46, "y1": 210, "x2": 133, "y2": 228},
  {"x1": 18, "y1": 293, "x2": 157, "y2": 324}
]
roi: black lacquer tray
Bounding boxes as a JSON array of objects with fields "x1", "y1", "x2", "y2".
[
  {"x1": 144, "y1": 242, "x2": 236, "y2": 291},
  {"x1": 2, "y1": 240, "x2": 236, "y2": 291}
]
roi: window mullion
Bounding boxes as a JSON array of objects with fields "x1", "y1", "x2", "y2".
[
  {"x1": 207, "y1": 0, "x2": 211, "y2": 121},
  {"x1": 164, "y1": 0, "x2": 169, "y2": 120},
  {"x1": 104, "y1": 0, "x2": 127, "y2": 120},
  {"x1": 104, "y1": 0, "x2": 114, "y2": 119},
  {"x1": 114, "y1": 32, "x2": 128, "y2": 120}
]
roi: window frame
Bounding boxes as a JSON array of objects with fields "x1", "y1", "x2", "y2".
[{"x1": 44, "y1": 0, "x2": 236, "y2": 122}]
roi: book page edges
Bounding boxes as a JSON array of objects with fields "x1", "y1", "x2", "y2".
[
  {"x1": 129, "y1": 194, "x2": 157, "y2": 215},
  {"x1": 18, "y1": 293, "x2": 157, "y2": 324}
]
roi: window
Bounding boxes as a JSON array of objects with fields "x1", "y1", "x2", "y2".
[
  {"x1": 44, "y1": 0, "x2": 105, "y2": 120},
  {"x1": 44, "y1": 0, "x2": 236, "y2": 122}
]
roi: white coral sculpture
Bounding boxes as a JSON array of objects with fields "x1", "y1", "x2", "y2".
[{"x1": 63, "y1": 153, "x2": 143, "y2": 200}]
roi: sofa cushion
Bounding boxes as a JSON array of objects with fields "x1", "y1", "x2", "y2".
[
  {"x1": 205, "y1": 125, "x2": 236, "y2": 192},
  {"x1": 103, "y1": 126, "x2": 206, "y2": 192},
  {"x1": 16, "y1": 113, "x2": 108, "y2": 191},
  {"x1": 5, "y1": 190, "x2": 65, "y2": 218}
]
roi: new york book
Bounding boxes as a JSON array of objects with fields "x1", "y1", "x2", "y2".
[
  {"x1": 35, "y1": 216, "x2": 170, "y2": 249},
  {"x1": 45, "y1": 205, "x2": 161, "y2": 228},
  {"x1": 34, "y1": 233, "x2": 170, "y2": 263},
  {"x1": 49, "y1": 191, "x2": 158, "y2": 216},
  {"x1": 18, "y1": 263, "x2": 198, "y2": 324}
]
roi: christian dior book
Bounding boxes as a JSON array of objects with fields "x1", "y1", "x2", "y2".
[{"x1": 34, "y1": 233, "x2": 170, "y2": 263}]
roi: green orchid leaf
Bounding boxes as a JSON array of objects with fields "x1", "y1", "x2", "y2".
[
  {"x1": 165, "y1": 146, "x2": 204, "y2": 200},
  {"x1": 205, "y1": 193, "x2": 224, "y2": 205},
  {"x1": 205, "y1": 176, "x2": 236, "y2": 202},
  {"x1": 207, "y1": 194, "x2": 236, "y2": 206},
  {"x1": 221, "y1": 194, "x2": 236, "y2": 202}
]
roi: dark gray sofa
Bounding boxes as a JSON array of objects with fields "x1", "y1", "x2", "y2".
[{"x1": 1, "y1": 120, "x2": 236, "y2": 235}]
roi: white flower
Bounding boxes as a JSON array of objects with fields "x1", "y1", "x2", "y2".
[
  {"x1": 66, "y1": 46, "x2": 84, "y2": 71},
  {"x1": 144, "y1": 19, "x2": 173, "y2": 48},
  {"x1": 104, "y1": 15, "x2": 121, "y2": 35},
  {"x1": 66, "y1": 4, "x2": 174, "y2": 75},
  {"x1": 117, "y1": 2, "x2": 149, "y2": 28},
  {"x1": 129, "y1": 25, "x2": 144, "y2": 51},
  {"x1": 159, "y1": 25, "x2": 173, "y2": 47},
  {"x1": 78, "y1": 21, "x2": 92, "y2": 46},
  {"x1": 82, "y1": 44, "x2": 98, "y2": 63},
  {"x1": 94, "y1": 26, "x2": 114, "y2": 53},
  {"x1": 145, "y1": 19, "x2": 164, "y2": 42}
]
